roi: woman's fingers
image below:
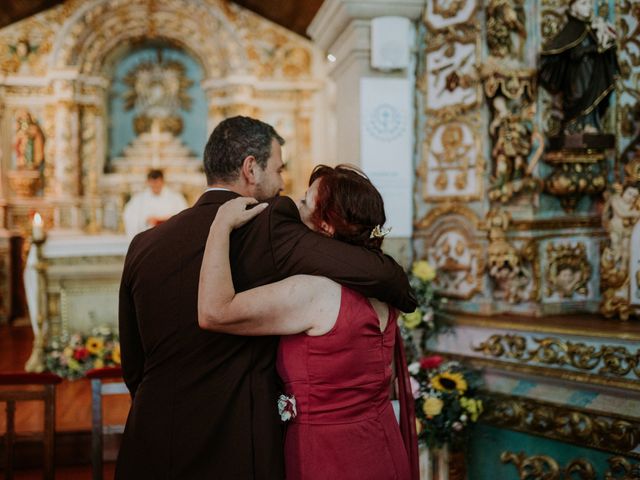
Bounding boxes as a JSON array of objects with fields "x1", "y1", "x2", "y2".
[
  {"x1": 217, "y1": 197, "x2": 268, "y2": 229},
  {"x1": 238, "y1": 201, "x2": 268, "y2": 225}
]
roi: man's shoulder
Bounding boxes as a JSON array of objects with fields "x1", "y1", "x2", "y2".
[
  {"x1": 265, "y1": 195, "x2": 299, "y2": 219},
  {"x1": 240, "y1": 196, "x2": 302, "y2": 239}
]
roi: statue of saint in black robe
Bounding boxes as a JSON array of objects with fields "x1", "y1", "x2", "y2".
[{"x1": 539, "y1": 13, "x2": 619, "y2": 134}]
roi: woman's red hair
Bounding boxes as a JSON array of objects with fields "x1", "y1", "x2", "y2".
[{"x1": 309, "y1": 164, "x2": 387, "y2": 250}]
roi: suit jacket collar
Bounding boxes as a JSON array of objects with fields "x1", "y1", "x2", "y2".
[{"x1": 194, "y1": 189, "x2": 240, "y2": 207}]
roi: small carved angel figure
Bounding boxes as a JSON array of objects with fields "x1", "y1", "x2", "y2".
[
  {"x1": 490, "y1": 96, "x2": 532, "y2": 186},
  {"x1": 486, "y1": 209, "x2": 531, "y2": 303},
  {"x1": 487, "y1": 0, "x2": 527, "y2": 59},
  {"x1": 602, "y1": 185, "x2": 640, "y2": 267}
]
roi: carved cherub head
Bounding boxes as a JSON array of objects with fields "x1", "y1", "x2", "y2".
[
  {"x1": 15, "y1": 39, "x2": 30, "y2": 59},
  {"x1": 622, "y1": 185, "x2": 639, "y2": 207},
  {"x1": 441, "y1": 124, "x2": 464, "y2": 150}
]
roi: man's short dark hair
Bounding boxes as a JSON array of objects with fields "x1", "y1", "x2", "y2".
[
  {"x1": 147, "y1": 169, "x2": 164, "y2": 180},
  {"x1": 203, "y1": 116, "x2": 285, "y2": 184}
]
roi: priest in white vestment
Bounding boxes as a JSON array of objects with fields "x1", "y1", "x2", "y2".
[{"x1": 124, "y1": 169, "x2": 188, "y2": 238}]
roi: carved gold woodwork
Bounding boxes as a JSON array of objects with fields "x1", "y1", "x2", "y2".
[
  {"x1": 501, "y1": 451, "x2": 596, "y2": 479},
  {"x1": 617, "y1": 1, "x2": 640, "y2": 157},
  {"x1": 417, "y1": 210, "x2": 484, "y2": 300},
  {"x1": 423, "y1": 41, "x2": 481, "y2": 115},
  {"x1": 443, "y1": 350, "x2": 640, "y2": 392},
  {"x1": 600, "y1": 184, "x2": 640, "y2": 320},
  {"x1": 482, "y1": 64, "x2": 543, "y2": 203},
  {"x1": 0, "y1": 0, "x2": 322, "y2": 234},
  {"x1": 486, "y1": 209, "x2": 536, "y2": 303},
  {"x1": 544, "y1": 242, "x2": 592, "y2": 299},
  {"x1": 424, "y1": 0, "x2": 478, "y2": 32},
  {"x1": 415, "y1": 204, "x2": 481, "y2": 230},
  {"x1": 420, "y1": 118, "x2": 484, "y2": 201},
  {"x1": 605, "y1": 457, "x2": 640, "y2": 479},
  {"x1": 473, "y1": 334, "x2": 640, "y2": 379},
  {"x1": 543, "y1": 151, "x2": 608, "y2": 212},
  {"x1": 486, "y1": 0, "x2": 527, "y2": 60},
  {"x1": 625, "y1": 156, "x2": 640, "y2": 184},
  {"x1": 483, "y1": 393, "x2": 640, "y2": 456},
  {"x1": 433, "y1": 0, "x2": 465, "y2": 18},
  {"x1": 482, "y1": 63, "x2": 536, "y2": 101},
  {"x1": 7, "y1": 171, "x2": 42, "y2": 198},
  {"x1": 0, "y1": 30, "x2": 54, "y2": 76},
  {"x1": 422, "y1": 0, "x2": 481, "y2": 114},
  {"x1": 510, "y1": 217, "x2": 601, "y2": 231},
  {"x1": 502, "y1": 451, "x2": 640, "y2": 479}
]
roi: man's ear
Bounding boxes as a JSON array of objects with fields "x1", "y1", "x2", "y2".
[{"x1": 240, "y1": 155, "x2": 258, "y2": 185}]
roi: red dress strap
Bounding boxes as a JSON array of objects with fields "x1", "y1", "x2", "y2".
[{"x1": 394, "y1": 325, "x2": 420, "y2": 480}]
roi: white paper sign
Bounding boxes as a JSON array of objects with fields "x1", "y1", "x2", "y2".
[{"x1": 360, "y1": 77, "x2": 413, "y2": 237}]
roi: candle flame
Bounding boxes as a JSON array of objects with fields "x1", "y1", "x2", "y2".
[{"x1": 33, "y1": 212, "x2": 43, "y2": 226}]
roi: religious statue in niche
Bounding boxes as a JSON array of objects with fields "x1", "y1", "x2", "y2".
[
  {"x1": 539, "y1": 0, "x2": 619, "y2": 135},
  {"x1": 486, "y1": 0, "x2": 526, "y2": 60},
  {"x1": 7, "y1": 109, "x2": 46, "y2": 198},
  {"x1": 123, "y1": 51, "x2": 193, "y2": 136},
  {"x1": 13, "y1": 110, "x2": 45, "y2": 172},
  {"x1": 538, "y1": 0, "x2": 617, "y2": 211},
  {"x1": 545, "y1": 242, "x2": 592, "y2": 299},
  {"x1": 487, "y1": 94, "x2": 543, "y2": 203},
  {"x1": 486, "y1": 209, "x2": 533, "y2": 303}
]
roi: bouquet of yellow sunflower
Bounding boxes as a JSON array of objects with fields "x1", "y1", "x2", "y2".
[
  {"x1": 409, "y1": 355, "x2": 483, "y2": 450},
  {"x1": 45, "y1": 326, "x2": 121, "y2": 380}
]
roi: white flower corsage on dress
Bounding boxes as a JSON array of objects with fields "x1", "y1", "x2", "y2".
[{"x1": 277, "y1": 394, "x2": 297, "y2": 422}]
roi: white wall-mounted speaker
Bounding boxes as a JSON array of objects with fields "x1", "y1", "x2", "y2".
[{"x1": 371, "y1": 16, "x2": 411, "y2": 70}]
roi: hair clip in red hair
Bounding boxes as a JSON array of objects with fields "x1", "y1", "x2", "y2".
[{"x1": 370, "y1": 225, "x2": 391, "y2": 239}]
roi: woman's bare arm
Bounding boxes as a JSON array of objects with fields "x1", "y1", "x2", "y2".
[{"x1": 198, "y1": 197, "x2": 339, "y2": 336}]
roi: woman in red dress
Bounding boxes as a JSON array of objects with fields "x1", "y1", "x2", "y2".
[{"x1": 199, "y1": 165, "x2": 418, "y2": 480}]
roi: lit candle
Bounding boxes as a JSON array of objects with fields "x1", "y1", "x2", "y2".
[{"x1": 32, "y1": 212, "x2": 44, "y2": 241}]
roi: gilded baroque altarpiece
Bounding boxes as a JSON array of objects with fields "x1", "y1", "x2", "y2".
[
  {"x1": 417, "y1": 0, "x2": 640, "y2": 475},
  {"x1": 0, "y1": 1, "x2": 328, "y2": 343}
]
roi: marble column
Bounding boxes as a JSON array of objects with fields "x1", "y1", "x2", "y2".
[{"x1": 308, "y1": 0, "x2": 423, "y2": 266}]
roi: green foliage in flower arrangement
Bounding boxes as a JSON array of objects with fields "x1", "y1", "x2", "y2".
[
  {"x1": 399, "y1": 260, "x2": 450, "y2": 357},
  {"x1": 44, "y1": 326, "x2": 121, "y2": 380}
]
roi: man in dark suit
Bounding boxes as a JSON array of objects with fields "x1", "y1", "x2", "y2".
[{"x1": 116, "y1": 116, "x2": 417, "y2": 479}]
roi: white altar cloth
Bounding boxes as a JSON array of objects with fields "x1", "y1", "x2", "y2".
[{"x1": 25, "y1": 231, "x2": 130, "y2": 336}]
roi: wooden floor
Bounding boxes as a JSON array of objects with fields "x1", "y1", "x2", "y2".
[{"x1": 0, "y1": 324, "x2": 129, "y2": 478}]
